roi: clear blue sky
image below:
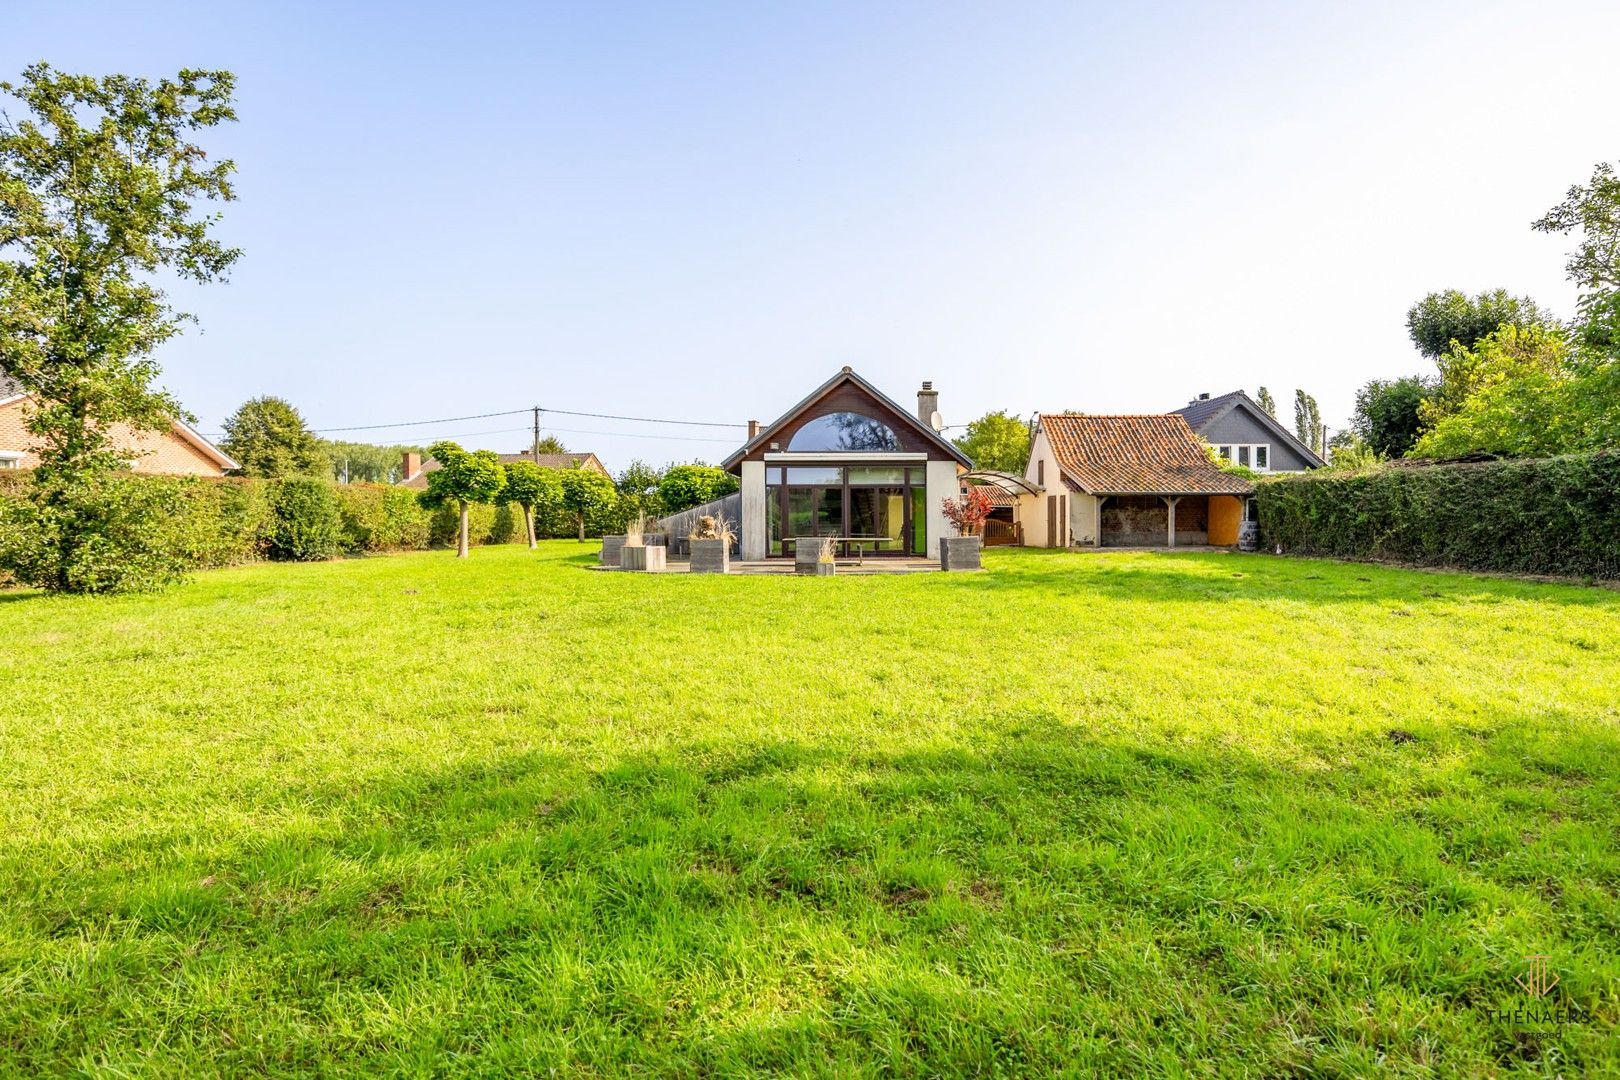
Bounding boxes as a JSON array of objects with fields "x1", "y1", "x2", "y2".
[{"x1": 9, "y1": 1, "x2": 1616, "y2": 470}]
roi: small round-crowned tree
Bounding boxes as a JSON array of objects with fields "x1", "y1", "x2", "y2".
[
  {"x1": 419, "y1": 441, "x2": 506, "y2": 557},
  {"x1": 502, "y1": 460, "x2": 562, "y2": 549}
]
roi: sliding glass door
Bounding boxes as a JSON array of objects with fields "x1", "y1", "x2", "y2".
[{"x1": 765, "y1": 464, "x2": 929, "y2": 556}]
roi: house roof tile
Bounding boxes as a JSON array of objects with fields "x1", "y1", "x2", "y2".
[{"x1": 1040, "y1": 413, "x2": 1252, "y2": 496}]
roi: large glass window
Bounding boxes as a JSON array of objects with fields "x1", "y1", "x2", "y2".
[
  {"x1": 848, "y1": 466, "x2": 904, "y2": 485},
  {"x1": 785, "y1": 466, "x2": 843, "y2": 485},
  {"x1": 765, "y1": 464, "x2": 929, "y2": 556},
  {"x1": 786, "y1": 412, "x2": 902, "y2": 452}
]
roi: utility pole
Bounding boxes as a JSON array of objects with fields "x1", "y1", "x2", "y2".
[{"x1": 532, "y1": 405, "x2": 541, "y2": 463}]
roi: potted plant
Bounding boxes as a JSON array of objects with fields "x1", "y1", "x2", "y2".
[
  {"x1": 688, "y1": 513, "x2": 735, "y2": 574},
  {"x1": 939, "y1": 487, "x2": 992, "y2": 571},
  {"x1": 795, "y1": 536, "x2": 837, "y2": 576},
  {"x1": 619, "y1": 512, "x2": 666, "y2": 572}
]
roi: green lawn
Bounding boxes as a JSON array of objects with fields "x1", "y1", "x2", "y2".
[{"x1": 2, "y1": 544, "x2": 1617, "y2": 1077}]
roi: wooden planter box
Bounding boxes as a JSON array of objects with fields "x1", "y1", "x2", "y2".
[
  {"x1": 600, "y1": 535, "x2": 627, "y2": 566},
  {"x1": 620, "y1": 544, "x2": 665, "y2": 572},
  {"x1": 690, "y1": 538, "x2": 730, "y2": 574},
  {"x1": 939, "y1": 535, "x2": 983, "y2": 571}
]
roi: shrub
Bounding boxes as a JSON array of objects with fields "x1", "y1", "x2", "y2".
[
  {"x1": 0, "y1": 472, "x2": 193, "y2": 593},
  {"x1": 334, "y1": 483, "x2": 431, "y2": 554},
  {"x1": 1256, "y1": 450, "x2": 1620, "y2": 578},
  {"x1": 268, "y1": 477, "x2": 344, "y2": 561},
  {"x1": 657, "y1": 464, "x2": 737, "y2": 514}
]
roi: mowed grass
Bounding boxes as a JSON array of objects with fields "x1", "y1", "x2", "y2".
[{"x1": 2, "y1": 545, "x2": 1617, "y2": 1077}]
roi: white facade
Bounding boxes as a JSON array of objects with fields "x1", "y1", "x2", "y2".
[
  {"x1": 740, "y1": 460, "x2": 767, "y2": 561},
  {"x1": 925, "y1": 459, "x2": 961, "y2": 557}
]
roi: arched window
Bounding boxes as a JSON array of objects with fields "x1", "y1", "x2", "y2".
[{"x1": 786, "y1": 412, "x2": 902, "y2": 452}]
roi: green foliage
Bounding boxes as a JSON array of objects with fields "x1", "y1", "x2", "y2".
[
  {"x1": 1351, "y1": 376, "x2": 1435, "y2": 458},
  {"x1": 0, "y1": 472, "x2": 192, "y2": 592},
  {"x1": 1203, "y1": 444, "x2": 1262, "y2": 482},
  {"x1": 1533, "y1": 160, "x2": 1620, "y2": 292},
  {"x1": 502, "y1": 461, "x2": 564, "y2": 546},
  {"x1": 1323, "y1": 435, "x2": 1382, "y2": 472},
  {"x1": 1257, "y1": 450, "x2": 1620, "y2": 577},
  {"x1": 952, "y1": 410, "x2": 1030, "y2": 473},
  {"x1": 615, "y1": 459, "x2": 664, "y2": 520},
  {"x1": 267, "y1": 477, "x2": 343, "y2": 561},
  {"x1": 1409, "y1": 324, "x2": 1620, "y2": 458},
  {"x1": 322, "y1": 441, "x2": 423, "y2": 485},
  {"x1": 166, "y1": 477, "x2": 274, "y2": 568},
  {"x1": 1404, "y1": 289, "x2": 1556, "y2": 360},
  {"x1": 333, "y1": 484, "x2": 431, "y2": 554},
  {"x1": 530, "y1": 435, "x2": 568, "y2": 455},
  {"x1": 1255, "y1": 386, "x2": 1276, "y2": 418},
  {"x1": 503, "y1": 461, "x2": 563, "y2": 513},
  {"x1": 561, "y1": 467, "x2": 620, "y2": 540},
  {"x1": 0, "y1": 63, "x2": 239, "y2": 590},
  {"x1": 656, "y1": 464, "x2": 737, "y2": 514},
  {"x1": 1292, "y1": 390, "x2": 1323, "y2": 457},
  {"x1": 221, "y1": 396, "x2": 329, "y2": 478},
  {"x1": 419, "y1": 442, "x2": 507, "y2": 509}
]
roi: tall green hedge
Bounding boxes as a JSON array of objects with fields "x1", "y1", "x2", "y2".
[
  {"x1": 1256, "y1": 450, "x2": 1620, "y2": 578},
  {"x1": 0, "y1": 474, "x2": 542, "y2": 588}
]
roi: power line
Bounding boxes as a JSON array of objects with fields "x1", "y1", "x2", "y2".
[
  {"x1": 312, "y1": 409, "x2": 528, "y2": 433},
  {"x1": 541, "y1": 407, "x2": 745, "y2": 429},
  {"x1": 540, "y1": 425, "x2": 737, "y2": 444},
  {"x1": 310, "y1": 404, "x2": 748, "y2": 434}
]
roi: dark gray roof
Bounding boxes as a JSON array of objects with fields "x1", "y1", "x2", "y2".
[{"x1": 1172, "y1": 390, "x2": 1326, "y2": 468}]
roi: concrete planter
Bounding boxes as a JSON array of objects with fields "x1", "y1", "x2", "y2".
[
  {"x1": 794, "y1": 537, "x2": 834, "y2": 576},
  {"x1": 690, "y1": 538, "x2": 730, "y2": 574},
  {"x1": 939, "y1": 535, "x2": 983, "y2": 571},
  {"x1": 620, "y1": 544, "x2": 666, "y2": 572},
  {"x1": 600, "y1": 535, "x2": 627, "y2": 566}
]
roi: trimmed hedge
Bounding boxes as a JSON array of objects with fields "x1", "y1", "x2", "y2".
[
  {"x1": 1256, "y1": 450, "x2": 1620, "y2": 579},
  {"x1": 0, "y1": 474, "x2": 543, "y2": 589}
]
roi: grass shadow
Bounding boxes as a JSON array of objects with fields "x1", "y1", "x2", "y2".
[{"x1": 4, "y1": 710, "x2": 1615, "y2": 1075}]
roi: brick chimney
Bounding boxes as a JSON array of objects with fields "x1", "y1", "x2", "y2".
[
  {"x1": 401, "y1": 451, "x2": 421, "y2": 481},
  {"x1": 747, "y1": 419, "x2": 760, "y2": 440},
  {"x1": 917, "y1": 381, "x2": 939, "y2": 428}
]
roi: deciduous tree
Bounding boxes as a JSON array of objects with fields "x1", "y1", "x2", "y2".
[
  {"x1": 221, "y1": 396, "x2": 328, "y2": 478},
  {"x1": 1292, "y1": 390, "x2": 1323, "y2": 456},
  {"x1": 0, "y1": 63, "x2": 239, "y2": 592},
  {"x1": 952, "y1": 411, "x2": 1030, "y2": 474},
  {"x1": 1405, "y1": 289, "x2": 1555, "y2": 360},
  {"x1": 657, "y1": 463, "x2": 737, "y2": 514},
  {"x1": 418, "y1": 440, "x2": 506, "y2": 557},
  {"x1": 1351, "y1": 376, "x2": 1435, "y2": 458},
  {"x1": 1255, "y1": 387, "x2": 1276, "y2": 418},
  {"x1": 502, "y1": 460, "x2": 561, "y2": 549},
  {"x1": 560, "y1": 466, "x2": 617, "y2": 541}
]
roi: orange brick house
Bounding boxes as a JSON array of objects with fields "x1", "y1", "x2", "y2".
[{"x1": 0, "y1": 376, "x2": 238, "y2": 476}]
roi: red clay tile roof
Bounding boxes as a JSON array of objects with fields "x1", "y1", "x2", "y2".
[
  {"x1": 1040, "y1": 414, "x2": 1252, "y2": 496},
  {"x1": 961, "y1": 482, "x2": 1017, "y2": 506}
]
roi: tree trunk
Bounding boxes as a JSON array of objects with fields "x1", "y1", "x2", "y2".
[
  {"x1": 577, "y1": 514, "x2": 585, "y2": 542},
  {"x1": 524, "y1": 505, "x2": 536, "y2": 549},
  {"x1": 457, "y1": 500, "x2": 470, "y2": 558}
]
